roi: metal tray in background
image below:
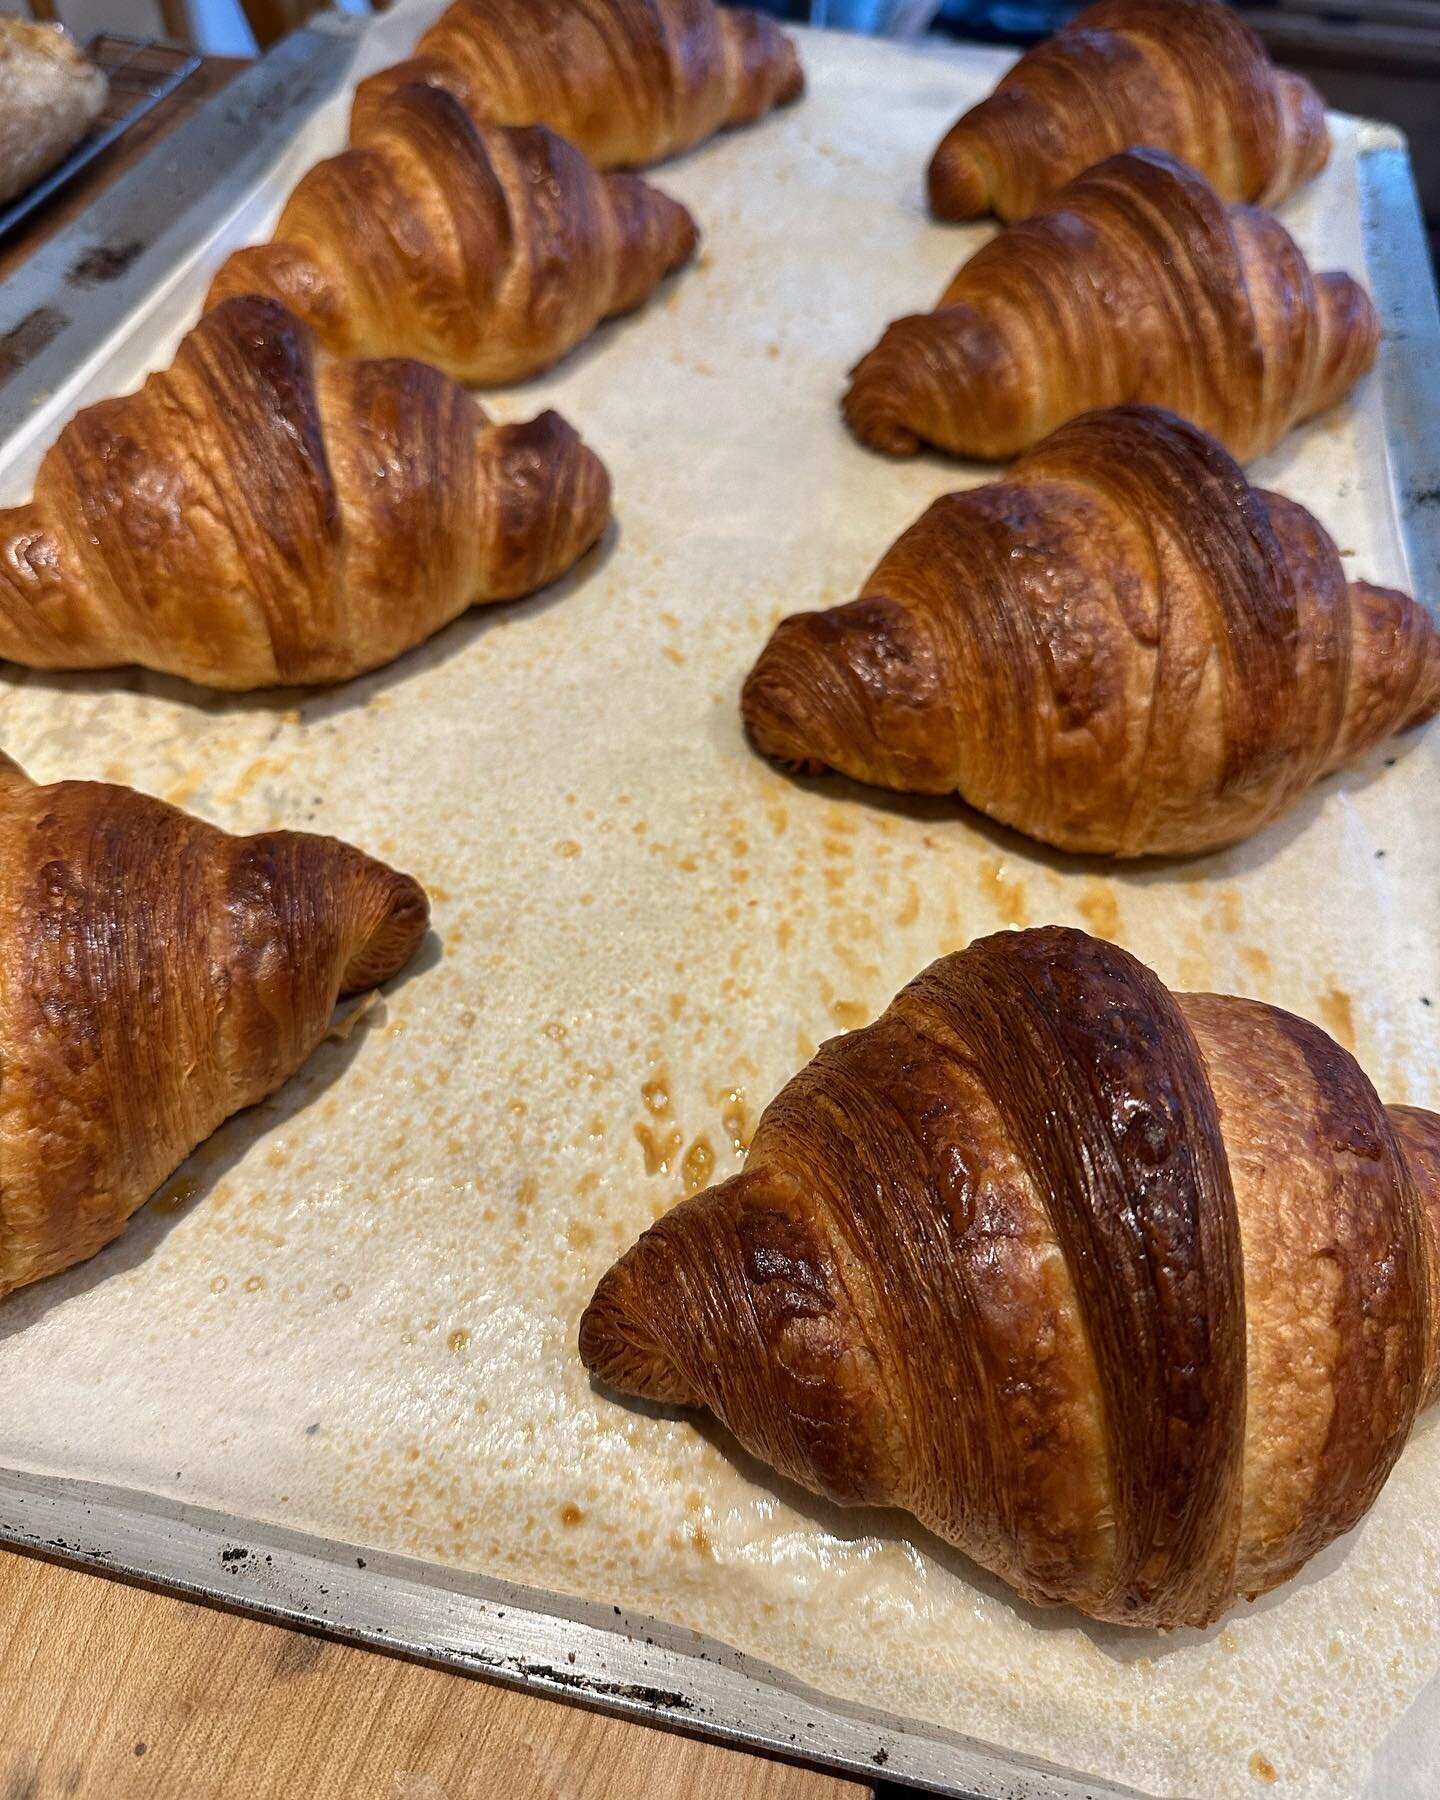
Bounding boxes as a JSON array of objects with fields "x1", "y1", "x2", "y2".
[
  {"x1": 0, "y1": 19, "x2": 361, "y2": 405},
  {"x1": 0, "y1": 34, "x2": 202, "y2": 246},
  {"x1": 0, "y1": 20, "x2": 1437, "y2": 1800}
]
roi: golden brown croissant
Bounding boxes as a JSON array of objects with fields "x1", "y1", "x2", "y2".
[
  {"x1": 845, "y1": 148, "x2": 1378, "y2": 465},
  {"x1": 0, "y1": 296, "x2": 610, "y2": 690},
  {"x1": 744, "y1": 407, "x2": 1438, "y2": 857},
  {"x1": 0, "y1": 753, "x2": 429, "y2": 1300},
  {"x1": 582, "y1": 924, "x2": 1440, "y2": 1629},
  {"x1": 928, "y1": 0, "x2": 1328, "y2": 222},
  {"x1": 352, "y1": 0, "x2": 803, "y2": 171},
  {"x1": 206, "y1": 84, "x2": 698, "y2": 385}
]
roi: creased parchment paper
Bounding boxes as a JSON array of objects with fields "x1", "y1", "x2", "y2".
[{"x1": 0, "y1": 16, "x2": 1437, "y2": 1798}]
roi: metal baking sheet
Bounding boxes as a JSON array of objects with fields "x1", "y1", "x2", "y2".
[
  {"x1": 0, "y1": 35, "x2": 203, "y2": 248},
  {"x1": 0, "y1": 14, "x2": 1438, "y2": 1799},
  {"x1": 0, "y1": 20, "x2": 361, "y2": 417}
]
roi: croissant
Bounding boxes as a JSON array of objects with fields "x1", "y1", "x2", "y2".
[
  {"x1": 928, "y1": 0, "x2": 1328, "y2": 222},
  {"x1": 582, "y1": 924, "x2": 1440, "y2": 1629},
  {"x1": 351, "y1": 0, "x2": 804, "y2": 171},
  {"x1": 744, "y1": 407, "x2": 1438, "y2": 857},
  {"x1": 0, "y1": 754, "x2": 429, "y2": 1300},
  {"x1": 844, "y1": 148, "x2": 1379, "y2": 465},
  {"x1": 206, "y1": 84, "x2": 698, "y2": 385},
  {"x1": 0, "y1": 296, "x2": 610, "y2": 690}
]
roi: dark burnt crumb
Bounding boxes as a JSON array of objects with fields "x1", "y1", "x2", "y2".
[
  {"x1": 1422, "y1": 997, "x2": 1432, "y2": 1008},
  {"x1": 1384, "y1": 757, "x2": 1397, "y2": 768},
  {"x1": 1375, "y1": 849, "x2": 1386, "y2": 859},
  {"x1": 69, "y1": 240, "x2": 143, "y2": 286},
  {"x1": 355, "y1": 1557, "x2": 366, "y2": 1568},
  {"x1": 133, "y1": 1744, "x2": 146, "y2": 1758},
  {"x1": 872, "y1": 1746, "x2": 890, "y2": 1765}
]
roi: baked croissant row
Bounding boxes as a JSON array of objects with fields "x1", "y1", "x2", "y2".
[
  {"x1": 928, "y1": 0, "x2": 1328, "y2": 222},
  {"x1": 845, "y1": 148, "x2": 1378, "y2": 465},
  {"x1": 207, "y1": 84, "x2": 698, "y2": 385},
  {"x1": 582, "y1": 925, "x2": 1440, "y2": 1629},
  {"x1": 0, "y1": 296, "x2": 610, "y2": 690},
  {"x1": 0, "y1": 754, "x2": 429, "y2": 1300},
  {"x1": 744, "y1": 407, "x2": 1439, "y2": 857},
  {"x1": 353, "y1": 0, "x2": 803, "y2": 171}
]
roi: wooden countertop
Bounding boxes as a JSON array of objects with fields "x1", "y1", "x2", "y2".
[{"x1": 0, "y1": 1549, "x2": 874, "y2": 1799}]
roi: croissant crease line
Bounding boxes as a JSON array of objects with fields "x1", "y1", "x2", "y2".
[
  {"x1": 744, "y1": 407, "x2": 1439, "y2": 857},
  {"x1": 580, "y1": 926, "x2": 1440, "y2": 1628},
  {"x1": 845, "y1": 148, "x2": 1379, "y2": 465},
  {"x1": 206, "y1": 85, "x2": 699, "y2": 385},
  {"x1": 928, "y1": 0, "x2": 1329, "y2": 222},
  {"x1": 351, "y1": 0, "x2": 804, "y2": 171},
  {"x1": 0, "y1": 757, "x2": 430, "y2": 1300},
  {"x1": 0, "y1": 296, "x2": 612, "y2": 690}
]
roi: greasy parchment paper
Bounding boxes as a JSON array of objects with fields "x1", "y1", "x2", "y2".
[{"x1": 1, "y1": 15, "x2": 1438, "y2": 1798}]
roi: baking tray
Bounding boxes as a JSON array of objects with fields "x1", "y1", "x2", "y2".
[
  {"x1": 0, "y1": 20, "x2": 361, "y2": 400},
  {"x1": 0, "y1": 35, "x2": 202, "y2": 247},
  {"x1": 0, "y1": 13, "x2": 1437, "y2": 1799}
]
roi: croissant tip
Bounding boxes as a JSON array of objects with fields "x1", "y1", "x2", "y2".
[
  {"x1": 840, "y1": 379, "x2": 920, "y2": 457},
  {"x1": 927, "y1": 142, "x2": 987, "y2": 221},
  {"x1": 340, "y1": 863, "x2": 431, "y2": 995},
  {"x1": 741, "y1": 640, "x2": 805, "y2": 764},
  {"x1": 672, "y1": 201, "x2": 701, "y2": 269},
  {"x1": 778, "y1": 40, "x2": 805, "y2": 105},
  {"x1": 579, "y1": 1249, "x2": 696, "y2": 1406}
]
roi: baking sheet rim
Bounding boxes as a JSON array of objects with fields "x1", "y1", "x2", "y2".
[
  {"x1": 0, "y1": 1464, "x2": 1140, "y2": 1800},
  {"x1": 0, "y1": 30, "x2": 1436, "y2": 1800}
]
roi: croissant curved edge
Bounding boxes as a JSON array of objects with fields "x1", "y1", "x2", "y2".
[
  {"x1": 743, "y1": 406, "x2": 1439, "y2": 857},
  {"x1": 0, "y1": 755, "x2": 430, "y2": 1300},
  {"x1": 349, "y1": 0, "x2": 804, "y2": 171},
  {"x1": 580, "y1": 924, "x2": 1440, "y2": 1628},
  {"x1": 203, "y1": 86, "x2": 700, "y2": 385},
  {"x1": 0, "y1": 296, "x2": 613, "y2": 690},
  {"x1": 926, "y1": 0, "x2": 1329, "y2": 222},
  {"x1": 845, "y1": 148, "x2": 1379, "y2": 466}
]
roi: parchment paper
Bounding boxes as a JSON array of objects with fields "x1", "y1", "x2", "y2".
[{"x1": 0, "y1": 16, "x2": 1437, "y2": 1798}]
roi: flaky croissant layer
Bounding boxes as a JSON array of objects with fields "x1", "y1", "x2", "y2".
[
  {"x1": 0, "y1": 755, "x2": 429, "y2": 1299},
  {"x1": 0, "y1": 297, "x2": 611, "y2": 690},
  {"x1": 928, "y1": 0, "x2": 1328, "y2": 222},
  {"x1": 846, "y1": 148, "x2": 1378, "y2": 465},
  {"x1": 352, "y1": 0, "x2": 804, "y2": 171},
  {"x1": 581, "y1": 926, "x2": 1440, "y2": 1628},
  {"x1": 745, "y1": 407, "x2": 1439, "y2": 856},
  {"x1": 207, "y1": 86, "x2": 698, "y2": 385}
]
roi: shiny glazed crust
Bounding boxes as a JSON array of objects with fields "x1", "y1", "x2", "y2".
[
  {"x1": 928, "y1": 0, "x2": 1328, "y2": 221},
  {"x1": 845, "y1": 149, "x2": 1378, "y2": 464},
  {"x1": 580, "y1": 926, "x2": 1440, "y2": 1628},
  {"x1": 0, "y1": 297, "x2": 611, "y2": 689},
  {"x1": 742, "y1": 407, "x2": 1440, "y2": 857},
  {"x1": 352, "y1": 0, "x2": 804, "y2": 170},
  {"x1": 0, "y1": 754, "x2": 430, "y2": 1299},
  {"x1": 207, "y1": 86, "x2": 698, "y2": 384}
]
